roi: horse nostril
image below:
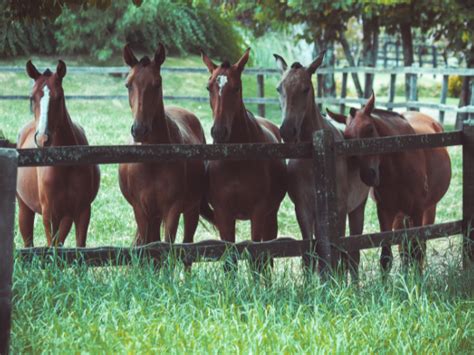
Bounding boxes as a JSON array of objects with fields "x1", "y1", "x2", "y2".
[{"x1": 131, "y1": 123, "x2": 148, "y2": 139}]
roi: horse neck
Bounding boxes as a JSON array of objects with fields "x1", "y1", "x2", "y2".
[
  {"x1": 298, "y1": 94, "x2": 325, "y2": 142},
  {"x1": 50, "y1": 100, "x2": 77, "y2": 146},
  {"x1": 147, "y1": 94, "x2": 173, "y2": 144},
  {"x1": 228, "y1": 104, "x2": 262, "y2": 143}
]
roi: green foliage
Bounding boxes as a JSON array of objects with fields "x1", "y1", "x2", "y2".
[
  {"x1": 2, "y1": 0, "x2": 243, "y2": 61},
  {"x1": 448, "y1": 75, "x2": 463, "y2": 98},
  {"x1": 0, "y1": 2, "x2": 56, "y2": 57}
]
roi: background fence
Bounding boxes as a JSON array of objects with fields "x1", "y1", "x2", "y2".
[{"x1": 0, "y1": 66, "x2": 473, "y2": 124}]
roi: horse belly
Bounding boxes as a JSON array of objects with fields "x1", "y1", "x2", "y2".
[
  {"x1": 17, "y1": 166, "x2": 41, "y2": 213},
  {"x1": 120, "y1": 163, "x2": 186, "y2": 215},
  {"x1": 209, "y1": 162, "x2": 273, "y2": 220}
]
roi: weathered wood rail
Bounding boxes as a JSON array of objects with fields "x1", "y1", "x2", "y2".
[
  {"x1": 1, "y1": 66, "x2": 473, "y2": 121},
  {"x1": 1, "y1": 120, "x2": 474, "y2": 353}
]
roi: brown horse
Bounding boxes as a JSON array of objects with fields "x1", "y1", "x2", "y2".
[
  {"x1": 327, "y1": 93, "x2": 451, "y2": 272},
  {"x1": 273, "y1": 52, "x2": 369, "y2": 278},
  {"x1": 17, "y1": 60, "x2": 100, "y2": 247},
  {"x1": 119, "y1": 44, "x2": 207, "y2": 245},
  {"x1": 201, "y1": 48, "x2": 287, "y2": 252}
]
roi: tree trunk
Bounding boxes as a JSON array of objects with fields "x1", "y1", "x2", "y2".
[
  {"x1": 455, "y1": 52, "x2": 474, "y2": 129},
  {"x1": 400, "y1": 22, "x2": 417, "y2": 104},
  {"x1": 362, "y1": 14, "x2": 379, "y2": 98},
  {"x1": 314, "y1": 37, "x2": 336, "y2": 97},
  {"x1": 338, "y1": 30, "x2": 364, "y2": 98}
]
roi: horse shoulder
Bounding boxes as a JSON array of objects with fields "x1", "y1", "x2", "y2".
[{"x1": 17, "y1": 120, "x2": 36, "y2": 148}]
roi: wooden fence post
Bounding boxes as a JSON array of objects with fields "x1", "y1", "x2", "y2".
[
  {"x1": 340, "y1": 72, "x2": 348, "y2": 114},
  {"x1": 463, "y1": 119, "x2": 474, "y2": 269},
  {"x1": 312, "y1": 130, "x2": 339, "y2": 276},
  {"x1": 0, "y1": 149, "x2": 18, "y2": 355},
  {"x1": 317, "y1": 74, "x2": 323, "y2": 111},
  {"x1": 256, "y1": 74, "x2": 265, "y2": 117},
  {"x1": 439, "y1": 74, "x2": 449, "y2": 124},
  {"x1": 388, "y1": 73, "x2": 397, "y2": 111},
  {"x1": 407, "y1": 72, "x2": 418, "y2": 111}
]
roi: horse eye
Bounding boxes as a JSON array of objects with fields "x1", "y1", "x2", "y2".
[
  {"x1": 125, "y1": 83, "x2": 131, "y2": 89},
  {"x1": 276, "y1": 86, "x2": 282, "y2": 94},
  {"x1": 206, "y1": 85, "x2": 210, "y2": 91}
]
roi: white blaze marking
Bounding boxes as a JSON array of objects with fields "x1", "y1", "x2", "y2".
[
  {"x1": 37, "y1": 86, "x2": 50, "y2": 135},
  {"x1": 217, "y1": 75, "x2": 228, "y2": 96}
]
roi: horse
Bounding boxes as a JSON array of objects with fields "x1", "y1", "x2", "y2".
[
  {"x1": 201, "y1": 48, "x2": 287, "y2": 266},
  {"x1": 119, "y1": 43, "x2": 208, "y2": 246},
  {"x1": 326, "y1": 92, "x2": 451, "y2": 273},
  {"x1": 17, "y1": 60, "x2": 100, "y2": 247},
  {"x1": 273, "y1": 52, "x2": 369, "y2": 279}
]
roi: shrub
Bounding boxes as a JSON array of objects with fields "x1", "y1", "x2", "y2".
[
  {"x1": 448, "y1": 75, "x2": 462, "y2": 98},
  {"x1": 54, "y1": 0, "x2": 243, "y2": 62},
  {"x1": 0, "y1": 2, "x2": 56, "y2": 57}
]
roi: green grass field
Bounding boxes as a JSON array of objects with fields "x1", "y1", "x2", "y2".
[{"x1": 1, "y1": 55, "x2": 472, "y2": 353}]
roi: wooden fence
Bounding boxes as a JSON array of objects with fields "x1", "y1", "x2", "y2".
[
  {"x1": 1, "y1": 117, "x2": 474, "y2": 352},
  {"x1": 0, "y1": 66, "x2": 473, "y2": 123}
]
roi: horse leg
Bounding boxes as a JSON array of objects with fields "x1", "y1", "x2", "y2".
[
  {"x1": 164, "y1": 207, "x2": 181, "y2": 244},
  {"x1": 295, "y1": 203, "x2": 315, "y2": 271},
  {"x1": 346, "y1": 197, "x2": 368, "y2": 283},
  {"x1": 182, "y1": 205, "x2": 200, "y2": 271},
  {"x1": 250, "y1": 208, "x2": 278, "y2": 273},
  {"x1": 215, "y1": 210, "x2": 236, "y2": 271},
  {"x1": 18, "y1": 197, "x2": 35, "y2": 247},
  {"x1": 132, "y1": 206, "x2": 160, "y2": 245},
  {"x1": 377, "y1": 207, "x2": 396, "y2": 274},
  {"x1": 405, "y1": 210, "x2": 428, "y2": 274},
  {"x1": 74, "y1": 207, "x2": 91, "y2": 247},
  {"x1": 42, "y1": 210, "x2": 60, "y2": 247},
  {"x1": 58, "y1": 217, "x2": 74, "y2": 246}
]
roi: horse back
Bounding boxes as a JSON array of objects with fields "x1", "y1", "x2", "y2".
[
  {"x1": 253, "y1": 117, "x2": 281, "y2": 143},
  {"x1": 165, "y1": 106, "x2": 205, "y2": 144}
]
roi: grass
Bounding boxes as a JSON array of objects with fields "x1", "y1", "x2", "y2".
[{"x1": 1, "y1": 55, "x2": 472, "y2": 353}]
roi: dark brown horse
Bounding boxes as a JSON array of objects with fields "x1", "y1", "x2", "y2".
[
  {"x1": 273, "y1": 52, "x2": 369, "y2": 278},
  {"x1": 17, "y1": 60, "x2": 100, "y2": 247},
  {"x1": 119, "y1": 44, "x2": 207, "y2": 245},
  {"x1": 327, "y1": 93, "x2": 451, "y2": 272},
  {"x1": 201, "y1": 48, "x2": 287, "y2": 250}
]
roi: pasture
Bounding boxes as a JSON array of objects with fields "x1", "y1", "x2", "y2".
[{"x1": 1, "y1": 55, "x2": 473, "y2": 353}]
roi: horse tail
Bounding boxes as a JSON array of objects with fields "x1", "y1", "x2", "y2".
[{"x1": 200, "y1": 197, "x2": 215, "y2": 225}]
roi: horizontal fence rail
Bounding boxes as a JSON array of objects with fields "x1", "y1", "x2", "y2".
[
  {"x1": 14, "y1": 131, "x2": 463, "y2": 167},
  {"x1": 16, "y1": 220, "x2": 463, "y2": 266},
  {"x1": 1, "y1": 66, "x2": 474, "y2": 119}
]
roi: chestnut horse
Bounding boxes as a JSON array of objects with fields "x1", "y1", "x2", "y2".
[
  {"x1": 201, "y1": 48, "x2": 287, "y2": 253},
  {"x1": 119, "y1": 44, "x2": 207, "y2": 245},
  {"x1": 327, "y1": 93, "x2": 451, "y2": 272},
  {"x1": 273, "y1": 52, "x2": 369, "y2": 279},
  {"x1": 17, "y1": 60, "x2": 100, "y2": 247}
]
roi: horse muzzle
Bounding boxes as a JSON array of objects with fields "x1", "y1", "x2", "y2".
[
  {"x1": 279, "y1": 122, "x2": 297, "y2": 143},
  {"x1": 211, "y1": 124, "x2": 229, "y2": 143},
  {"x1": 360, "y1": 167, "x2": 380, "y2": 187},
  {"x1": 131, "y1": 122, "x2": 149, "y2": 143},
  {"x1": 34, "y1": 131, "x2": 51, "y2": 148}
]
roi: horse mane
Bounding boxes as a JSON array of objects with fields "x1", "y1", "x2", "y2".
[
  {"x1": 139, "y1": 56, "x2": 151, "y2": 66},
  {"x1": 43, "y1": 69, "x2": 52, "y2": 76},
  {"x1": 372, "y1": 108, "x2": 406, "y2": 121},
  {"x1": 220, "y1": 61, "x2": 231, "y2": 68},
  {"x1": 291, "y1": 62, "x2": 303, "y2": 69}
]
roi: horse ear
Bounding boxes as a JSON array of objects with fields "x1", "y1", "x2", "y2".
[
  {"x1": 56, "y1": 60, "x2": 67, "y2": 79},
  {"x1": 123, "y1": 44, "x2": 138, "y2": 67},
  {"x1": 201, "y1": 50, "x2": 217, "y2": 73},
  {"x1": 273, "y1": 53, "x2": 288, "y2": 74},
  {"x1": 326, "y1": 108, "x2": 347, "y2": 125},
  {"x1": 364, "y1": 91, "x2": 375, "y2": 115},
  {"x1": 154, "y1": 42, "x2": 166, "y2": 67},
  {"x1": 235, "y1": 47, "x2": 250, "y2": 72},
  {"x1": 26, "y1": 60, "x2": 41, "y2": 80},
  {"x1": 307, "y1": 50, "x2": 326, "y2": 75}
]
